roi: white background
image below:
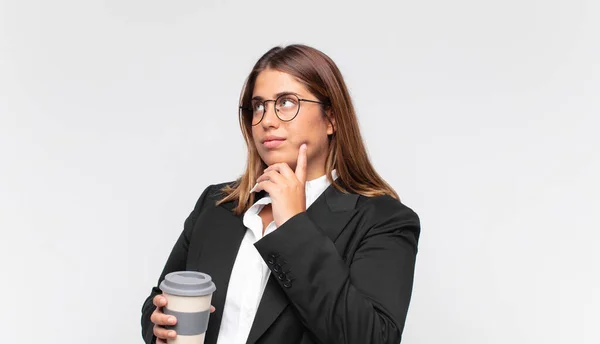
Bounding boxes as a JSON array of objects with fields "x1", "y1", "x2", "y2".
[{"x1": 1, "y1": 0, "x2": 598, "y2": 343}]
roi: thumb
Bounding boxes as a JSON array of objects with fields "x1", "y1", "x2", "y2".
[{"x1": 295, "y1": 143, "x2": 308, "y2": 183}]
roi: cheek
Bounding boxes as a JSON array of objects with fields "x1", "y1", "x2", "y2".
[
  {"x1": 251, "y1": 128, "x2": 261, "y2": 145},
  {"x1": 300, "y1": 119, "x2": 328, "y2": 143}
]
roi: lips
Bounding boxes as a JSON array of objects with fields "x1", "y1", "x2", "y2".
[
  {"x1": 262, "y1": 137, "x2": 286, "y2": 149},
  {"x1": 262, "y1": 136, "x2": 285, "y2": 143},
  {"x1": 263, "y1": 138, "x2": 285, "y2": 143}
]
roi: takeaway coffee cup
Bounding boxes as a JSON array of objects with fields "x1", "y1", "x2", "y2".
[{"x1": 159, "y1": 271, "x2": 216, "y2": 344}]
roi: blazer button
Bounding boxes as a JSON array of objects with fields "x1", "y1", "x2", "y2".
[
  {"x1": 269, "y1": 252, "x2": 279, "y2": 258},
  {"x1": 283, "y1": 281, "x2": 292, "y2": 288},
  {"x1": 273, "y1": 264, "x2": 281, "y2": 273},
  {"x1": 277, "y1": 273, "x2": 286, "y2": 281},
  {"x1": 267, "y1": 258, "x2": 274, "y2": 265}
]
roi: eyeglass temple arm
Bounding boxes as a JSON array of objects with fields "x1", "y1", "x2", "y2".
[{"x1": 298, "y1": 98, "x2": 328, "y2": 105}]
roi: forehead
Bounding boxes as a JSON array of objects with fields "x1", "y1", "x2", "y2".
[{"x1": 252, "y1": 69, "x2": 308, "y2": 98}]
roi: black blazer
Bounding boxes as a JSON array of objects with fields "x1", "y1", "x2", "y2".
[{"x1": 141, "y1": 179, "x2": 420, "y2": 344}]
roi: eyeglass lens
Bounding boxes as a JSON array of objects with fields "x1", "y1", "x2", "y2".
[{"x1": 248, "y1": 94, "x2": 300, "y2": 125}]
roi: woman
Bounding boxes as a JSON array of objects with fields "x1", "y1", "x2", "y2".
[{"x1": 141, "y1": 44, "x2": 421, "y2": 344}]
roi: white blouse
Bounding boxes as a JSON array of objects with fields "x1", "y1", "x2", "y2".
[{"x1": 215, "y1": 170, "x2": 338, "y2": 344}]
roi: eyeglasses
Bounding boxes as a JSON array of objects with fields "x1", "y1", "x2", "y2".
[{"x1": 239, "y1": 93, "x2": 328, "y2": 126}]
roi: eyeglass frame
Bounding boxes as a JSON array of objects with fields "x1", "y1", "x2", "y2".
[{"x1": 239, "y1": 93, "x2": 330, "y2": 126}]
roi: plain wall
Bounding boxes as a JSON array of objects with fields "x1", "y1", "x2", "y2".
[{"x1": 1, "y1": 0, "x2": 598, "y2": 343}]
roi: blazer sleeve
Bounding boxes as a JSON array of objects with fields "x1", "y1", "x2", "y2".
[
  {"x1": 254, "y1": 196, "x2": 420, "y2": 344},
  {"x1": 140, "y1": 184, "x2": 214, "y2": 344}
]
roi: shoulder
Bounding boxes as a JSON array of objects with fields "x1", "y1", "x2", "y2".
[
  {"x1": 355, "y1": 193, "x2": 421, "y2": 239},
  {"x1": 357, "y1": 194, "x2": 419, "y2": 223},
  {"x1": 205, "y1": 180, "x2": 237, "y2": 199},
  {"x1": 190, "y1": 180, "x2": 238, "y2": 210}
]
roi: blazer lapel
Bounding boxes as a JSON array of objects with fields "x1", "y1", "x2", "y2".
[
  {"x1": 246, "y1": 181, "x2": 360, "y2": 344},
  {"x1": 310, "y1": 182, "x2": 360, "y2": 242},
  {"x1": 201, "y1": 201, "x2": 247, "y2": 344},
  {"x1": 245, "y1": 273, "x2": 290, "y2": 344}
]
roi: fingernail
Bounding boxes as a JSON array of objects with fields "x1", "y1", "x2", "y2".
[
  {"x1": 169, "y1": 331, "x2": 176, "y2": 338},
  {"x1": 250, "y1": 183, "x2": 259, "y2": 193},
  {"x1": 169, "y1": 317, "x2": 176, "y2": 324}
]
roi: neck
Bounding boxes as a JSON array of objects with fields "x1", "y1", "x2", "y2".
[
  {"x1": 304, "y1": 152, "x2": 330, "y2": 181},
  {"x1": 306, "y1": 167, "x2": 327, "y2": 181}
]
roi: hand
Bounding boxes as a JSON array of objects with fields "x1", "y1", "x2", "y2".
[
  {"x1": 151, "y1": 294, "x2": 216, "y2": 344},
  {"x1": 254, "y1": 144, "x2": 308, "y2": 226}
]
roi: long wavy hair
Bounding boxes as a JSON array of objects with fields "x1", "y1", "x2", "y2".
[{"x1": 216, "y1": 44, "x2": 399, "y2": 215}]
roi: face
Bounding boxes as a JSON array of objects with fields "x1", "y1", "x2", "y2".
[{"x1": 250, "y1": 69, "x2": 334, "y2": 176}]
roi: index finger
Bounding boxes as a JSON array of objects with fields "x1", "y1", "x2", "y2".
[
  {"x1": 153, "y1": 295, "x2": 167, "y2": 307},
  {"x1": 295, "y1": 143, "x2": 307, "y2": 183}
]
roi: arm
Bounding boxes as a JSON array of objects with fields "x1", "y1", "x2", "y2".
[
  {"x1": 254, "y1": 196, "x2": 420, "y2": 344},
  {"x1": 140, "y1": 185, "x2": 214, "y2": 344}
]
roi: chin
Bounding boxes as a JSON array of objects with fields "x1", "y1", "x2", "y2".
[{"x1": 259, "y1": 151, "x2": 294, "y2": 166}]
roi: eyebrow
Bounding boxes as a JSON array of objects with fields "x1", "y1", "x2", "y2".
[{"x1": 251, "y1": 91, "x2": 300, "y2": 101}]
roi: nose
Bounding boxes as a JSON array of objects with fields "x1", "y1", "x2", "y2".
[{"x1": 260, "y1": 101, "x2": 279, "y2": 127}]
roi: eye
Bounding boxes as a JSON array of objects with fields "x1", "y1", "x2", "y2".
[
  {"x1": 278, "y1": 97, "x2": 297, "y2": 108},
  {"x1": 252, "y1": 102, "x2": 264, "y2": 112}
]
